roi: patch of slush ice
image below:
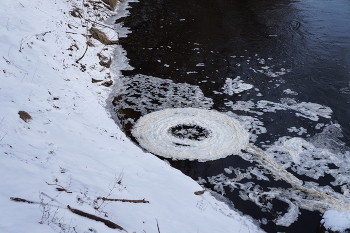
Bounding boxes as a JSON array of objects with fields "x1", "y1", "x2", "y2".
[
  {"x1": 223, "y1": 76, "x2": 254, "y2": 95},
  {"x1": 131, "y1": 108, "x2": 250, "y2": 162},
  {"x1": 112, "y1": 74, "x2": 213, "y2": 117}
]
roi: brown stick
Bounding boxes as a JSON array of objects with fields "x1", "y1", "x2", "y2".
[
  {"x1": 10, "y1": 196, "x2": 62, "y2": 208},
  {"x1": 75, "y1": 42, "x2": 89, "y2": 63},
  {"x1": 45, "y1": 182, "x2": 72, "y2": 193},
  {"x1": 97, "y1": 197, "x2": 149, "y2": 203},
  {"x1": 10, "y1": 197, "x2": 125, "y2": 231},
  {"x1": 67, "y1": 205, "x2": 125, "y2": 230},
  {"x1": 10, "y1": 197, "x2": 37, "y2": 204}
]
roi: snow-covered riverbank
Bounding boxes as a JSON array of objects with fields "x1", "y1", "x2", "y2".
[{"x1": 0, "y1": 0, "x2": 264, "y2": 232}]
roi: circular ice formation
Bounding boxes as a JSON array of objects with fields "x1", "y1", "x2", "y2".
[{"x1": 132, "y1": 108, "x2": 249, "y2": 161}]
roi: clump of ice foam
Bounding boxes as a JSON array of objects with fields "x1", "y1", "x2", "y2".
[
  {"x1": 265, "y1": 136, "x2": 332, "y2": 178},
  {"x1": 201, "y1": 122, "x2": 350, "y2": 226},
  {"x1": 223, "y1": 76, "x2": 253, "y2": 95},
  {"x1": 225, "y1": 111, "x2": 267, "y2": 142},
  {"x1": 113, "y1": 74, "x2": 213, "y2": 117},
  {"x1": 206, "y1": 150, "x2": 350, "y2": 226},
  {"x1": 131, "y1": 108, "x2": 250, "y2": 162},
  {"x1": 266, "y1": 124, "x2": 350, "y2": 182}
]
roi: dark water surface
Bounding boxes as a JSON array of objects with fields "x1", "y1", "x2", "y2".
[{"x1": 115, "y1": 0, "x2": 350, "y2": 232}]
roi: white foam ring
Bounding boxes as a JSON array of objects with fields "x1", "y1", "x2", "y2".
[{"x1": 132, "y1": 108, "x2": 250, "y2": 162}]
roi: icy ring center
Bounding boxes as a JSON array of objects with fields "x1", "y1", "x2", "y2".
[{"x1": 131, "y1": 108, "x2": 250, "y2": 162}]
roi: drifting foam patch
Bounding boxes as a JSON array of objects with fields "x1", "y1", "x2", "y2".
[
  {"x1": 226, "y1": 98, "x2": 332, "y2": 121},
  {"x1": 266, "y1": 124, "x2": 350, "y2": 184},
  {"x1": 132, "y1": 108, "x2": 250, "y2": 162},
  {"x1": 223, "y1": 76, "x2": 253, "y2": 95},
  {"x1": 283, "y1": 89, "x2": 298, "y2": 95},
  {"x1": 197, "y1": 120, "x2": 350, "y2": 226},
  {"x1": 202, "y1": 124, "x2": 350, "y2": 226},
  {"x1": 287, "y1": 127, "x2": 307, "y2": 136},
  {"x1": 206, "y1": 151, "x2": 350, "y2": 226}
]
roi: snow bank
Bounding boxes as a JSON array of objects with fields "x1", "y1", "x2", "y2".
[{"x1": 0, "y1": 0, "x2": 263, "y2": 232}]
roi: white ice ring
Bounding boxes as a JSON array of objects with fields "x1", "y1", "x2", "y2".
[{"x1": 131, "y1": 108, "x2": 249, "y2": 161}]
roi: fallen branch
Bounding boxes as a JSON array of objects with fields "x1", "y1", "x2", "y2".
[
  {"x1": 67, "y1": 205, "x2": 125, "y2": 231},
  {"x1": 97, "y1": 197, "x2": 149, "y2": 203},
  {"x1": 10, "y1": 196, "x2": 62, "y2": 209},
  {"x1": 46, "y1": 182, "x2": 72, "y2": 193},
  {"x1": 10, "y1": 197, "x2": 37, "y2": 204},
  {"x1": 156, "y1": 219, "x2": 161, "y2": 233},
  {"x1": 75, "y1": 42, "x2": 89, "y2": 63},
  {"x1": 10, "y1": 197, "x2": 126, "y2": 231}
]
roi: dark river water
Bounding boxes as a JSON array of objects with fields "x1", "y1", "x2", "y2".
[{"x1": 113, "y1": 0, "x2": 350, "y2": 232}]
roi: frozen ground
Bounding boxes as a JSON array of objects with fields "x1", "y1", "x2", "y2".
[{"x1": 0, "y1": 0, "x2": 266, "y2": 232}]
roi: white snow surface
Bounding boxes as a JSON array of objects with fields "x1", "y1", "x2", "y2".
[{"x1": 0, "y1": 0, "x2": 265, "y2": 233}]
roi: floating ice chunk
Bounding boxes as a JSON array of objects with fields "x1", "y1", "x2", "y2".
[
  {"x1": 339, "y1": 82, "x2": 350, "y2": 95},
  {"x1": 132, "y1": 108, "x2": 250, "y2": 162},
  {"x1": 196, "y1": 63, "x2": 205, "y2": 66},
  {"x1": 315, "y1": 123, "x2": 325, "y2": 129},
  {"x1": 287, "y1": 127, "x2": 307, "y2": 135},
  {"x1": 321, "y1": 210, "x2": 350, "y2": 233},
  {"x1": 223, "y1": 77, "x2": 253, "y2": 95},
  {"x1": 283, "y1": 89, "x2": 298, "y2": 95},
  {"x1": 227, "y1": 98, "x2": 332, "y2": 121},
  {"x1": 257, "y1": 99, "x2": 332, "y2": 121},
  {"x1": 224, "y1": 168, "x2": 233, "y2": 174},
  {"x1": 295, "y1": 101, "x2": 333, "y2": 120}
]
